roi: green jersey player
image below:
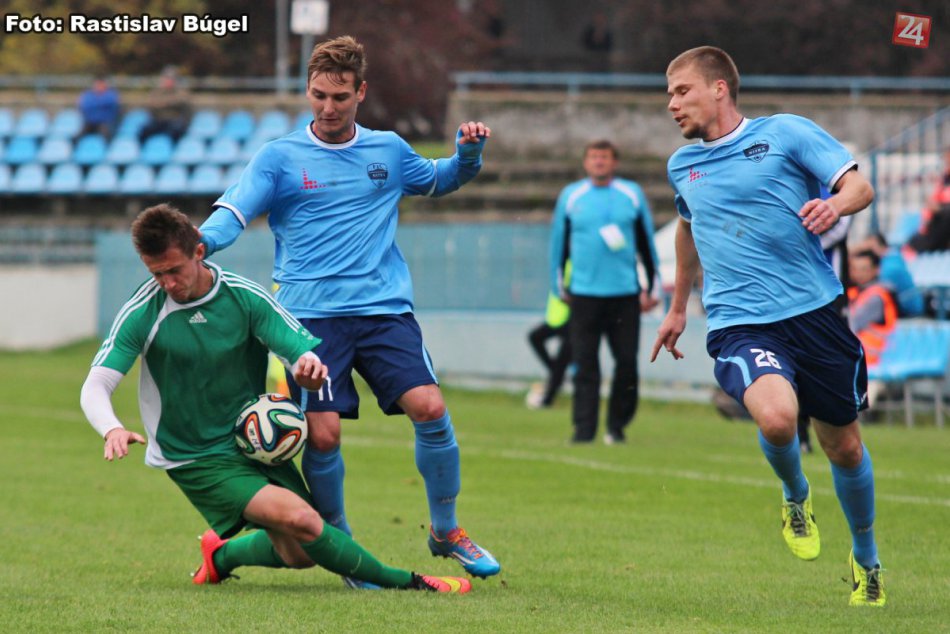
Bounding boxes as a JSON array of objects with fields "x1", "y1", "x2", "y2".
[{"x1": 79, "y1": 203, "x2": 471, "y2": 593}]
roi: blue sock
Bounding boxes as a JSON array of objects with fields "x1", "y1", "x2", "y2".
[
  {"x1": 300, "y1": 445, "x2": 351, "y2": 536},
  {"x1": 831, "y1": 446, "x2": 878, "y2": 569},
  {"x1": 413, "y1": 412, "x2": 460, "y2": 536},
  {"x1": 758, "y1": 430, "x2": 809, "y2": 502}
]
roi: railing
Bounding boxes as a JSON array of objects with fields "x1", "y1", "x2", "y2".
[
  {"x1": 452, "y1": 71, "x2": 950, "y2": 97},
  {"x1": 866, "y1": 107, "x2": 950, "y2": 236}
]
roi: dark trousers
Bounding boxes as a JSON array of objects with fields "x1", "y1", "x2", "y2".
[
  {"x1": 527, "y1": 320, "x2": 572, "y2": 406},
  {"x1": 570, "y1": 294, "x2": 641, "y2": 441}
]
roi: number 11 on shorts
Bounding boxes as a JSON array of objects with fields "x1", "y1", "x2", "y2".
[{"x1": 892, "y1": 12, "x2": 931, "y2": 49}]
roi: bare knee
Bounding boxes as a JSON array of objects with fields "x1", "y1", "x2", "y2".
[
  {"x1": 282, "y1": 506, "x2": 323, "y2": 543},
  {"x1": 400, "y1": 385, "x2": 446, "y2": 422},
  {"x1": 819, "y1": 429, "x2": 864, "y2": 467},
  {"x1": 754, "y1": 402, "x2": 798, "y2": 444},
  {"x1": 306, "y1": 412, "x2": 341, "y2": 452}
]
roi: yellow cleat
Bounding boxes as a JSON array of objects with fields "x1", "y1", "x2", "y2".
[
  {"x1": 849, "y1": 551, "x2": 886, "y2": 607},
  {"x1": 781, "y1": 487, "x2": 820, "y2": 560}
]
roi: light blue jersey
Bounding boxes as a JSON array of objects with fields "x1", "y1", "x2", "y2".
[
  {"x1": 201, "y1": 123, "x2": 482, "y2": 317},
  {"x1": 549, "y1": 178, "x2": 659, "y2": 297},
  {"x1": 668, "y1": 115, "x2": 856, "y2": 331}
]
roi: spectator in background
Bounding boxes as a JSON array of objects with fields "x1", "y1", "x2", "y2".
[
  {"x1": 526, "y1": 287, "x2": 572, "y2": 409},
  {"x1": 138, "y1": 66, "x2": 192, "y2": 143},
  {"x1": 549, "y1": 140, "x2": 660, "y2": 445},
  {"x1": 581, "y1": 11, "x2": 613, "y2": 72},
  {"x1": 853, "y1": 233, "x2": 923, "y2": 317},
  {"x1": 906, "y1": 148, "x2": 950, "y2": 254},
  {"x1": 848, "y1": 249, "x2": 898, "y2": 369},
  {"x1": 78, "y1": 74, "x2": 120, "y2": 138}
]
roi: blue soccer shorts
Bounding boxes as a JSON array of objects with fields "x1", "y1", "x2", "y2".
[
  {"x1": 706, "y1": 302, "x2": 868, "y2": 426},
  {"x1": 288, "y1": 313, "x2": 438, "y2": 419}
]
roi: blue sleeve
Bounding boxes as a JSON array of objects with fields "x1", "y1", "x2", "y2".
[
  {"x1": 668, "y1": 169, "x2": 692, "y2": 222},
  {"x1": 401, "y1": 130, "x2": 485, "y2": 198},
  {"x1": 199, "y1": 207, "x2": 245, "y2": 257},
  {"x1": 549, "y1": 189, "x2": 570, "y2": 296},
  {"x1": 779, "y1": 114, "x2": 854, "y2": 189},
  {"x1": 211, "y1": 145, "x2": 279, "y2": 230}
]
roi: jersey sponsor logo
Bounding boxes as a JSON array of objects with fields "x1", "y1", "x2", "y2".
[
  {"x1": 367, "y1": 163, "x2": 388, "y2": 189},
  {"x1": 300, "y1": 168, "x2": 327, "y2": 191},
  {"x1": 688, "y1": 166, "x2": 707, "y2": 183},
  {"x1": 188, "y1": 311, "x2": 208, "y2": 324},
  {"x1": 743, "y1": 141, "x2": 770, "y2": 163}
]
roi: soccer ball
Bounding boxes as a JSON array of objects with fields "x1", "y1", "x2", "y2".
[{"x1": 234, "y1": 393, "x2": 308, "y2": 465}]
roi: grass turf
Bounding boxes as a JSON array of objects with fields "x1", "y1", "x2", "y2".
[{"x1": 1, "y1": 340, "x2": 948, "y2": 632}]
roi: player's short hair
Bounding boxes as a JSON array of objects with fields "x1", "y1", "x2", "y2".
[
  {"x1": 308, "y1": 35, "x2": 367, "y2": 89},
  {"x1": 584, "y1": 139, "x2": 619, "y2": 160},
  {"x1": 667, "y1": 46, "x2": 740, "y2": 104},
  {"x1": 853, "y1": 249, "x2": 881, "y2": 268},
  {"x1": 131, "y1": 204, "x2": 200, "y2": 258}
]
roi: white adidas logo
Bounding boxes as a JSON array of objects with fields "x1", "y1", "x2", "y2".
[{"x1": 189, "y1": 311, "x2": 208, "y2": 324}]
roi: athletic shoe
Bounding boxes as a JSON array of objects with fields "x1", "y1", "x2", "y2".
[
  {"x1": 525, "y1": 383, "x2": 546, "y2": 409},
  {"x1": 427, "y1": 526, "x2": 501, "y2": 578},
  {"x1": 848, "y1": 551, "x2": 886, "y2": 607},
  {"x1": 192, "y1": 529, "x2": 229, "y2": 585},
  {"x1": 604, "y1": 430, "x2": 626, "y2": 445},
  {"x1": 342, "y1": 576, "x2": 382, "y2": 590},
  {"x1": 408, "y1": 573, "x2": 472, "y2": 594},
  {"x1": 781, "y1": 486, "x2": 820, "y2": 560}
]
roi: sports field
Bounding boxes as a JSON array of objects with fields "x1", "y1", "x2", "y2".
[{"x1": 2, "y1": 341, "x2": 948, "y2": 633}]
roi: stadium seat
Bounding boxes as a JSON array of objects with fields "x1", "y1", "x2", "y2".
[
  {"x1": 294, "y1": 111, "x2": 312, "y2": 131},
  {"x1": 887, "y1": 210, "x2": 922, "y2": 247},
  {"x1": 48, "y1": 109, "x2": 83, "y2": 138},
  {"x1": 185, "y1": 109, "x2": 222, "y2": 139},
  {"x1": 13, "y1": 108, "x2": 50, "y2": 138},
  {"x1": 119, "y1": 164, "x2": 155, "y2": 195},
  {"x1": 72, "y1": 134, "x2": 108, "y2": 166},
  {"x1": 206, "y1": 137, "x2": 240, "y2": 165},
  {"x1": 0, "y1": 108, "x2": 14, "y2": 137},
  {"x1": 4, "y1": 136, "x2": 38, "y2": 165},
  {"x1": 47, "y1": 163, "x2": 83, "y2": 194},
  {"x1": 171, "y1": 136, "x2": 207, "y2": 165},
  {"x1": 105, "y1": 137, "x2": 140, "y2": 165},
  {"x1": 189, "y1": 165, "x2": 224, "y2": 194},
  {"x1": 222, "y1": 163, "x2": 245, "y2": 190},
  {"x1": 140, "y1": 134, "x2": 174, "y2": 165},
  {"x1": 11, "y1": 163, "x2": 46, "y2": 194},
  {"x1": 84, "y1": 164, "x2": 119, "y2": 194},
  {"x1": 221, "y1": 110, "x2": 255, "y2": 141},
  {"x1": 256, "y1": 110, "x2": 290, "y2": 139},
  {"x1": 116, "y1": 108, "x2": 150, "y2": 139},
  {"x1": 0, "y1": 164, "x2": 11, "y2": 190},
  {"x1": 36, "y1": 138, "x2": 73, "y2": 165},
  {"x1": 154, "y1": 164, "x2": 188, "y2": 194}
]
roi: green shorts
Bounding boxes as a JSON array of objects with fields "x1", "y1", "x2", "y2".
[{"x1": 167, "y1": 453, "x2": 312, "y2": 539}]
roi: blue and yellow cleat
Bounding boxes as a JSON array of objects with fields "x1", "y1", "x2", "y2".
[
  {"x1": 427, "y1": 526, "x2": 500, "y2": 579},
  {"x1": 781, "y1": 486, "x2": 820, "y2": 561},
  {"x1": 848, "y1": 551, "x2": 886, "y2": 607}
]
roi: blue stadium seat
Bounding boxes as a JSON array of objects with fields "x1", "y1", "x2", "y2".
[
  {"x1": 185, "y1": 109, "x2": 222, "y2": 139},
  {"x1": 72, "y1": 134, "x2": 108, "y2": 166},
  {"x1": 0, "y1": 164, "x2": 11, "y2": 190},
  {"x1": 49, "y1": 109, "x2": 83, "y2": 138},
  {"x1": 11, "y1": 163, "x2": 46, "y2": 194},
  {"x1": 116, "y1": 108, "x2": 150, "y2": 139},
  {"x1": 0, "y1": 108, "x2": 14, "y2": 137},
  {"x1": 222, "y1": 163, "x2": 245, "y2": 189},
  {"x1": 171, "y1": 136, "x2": 207, "y2": 165},
  {"x1": 257, "y1": 110, "x2": 290, "y2": 139},
  {"x1": 84, "y1": 164, "x2": 119, "y2": 194},
  {"x1": 14, "y1": 109, "x2": 49, "y2": 138},
  {"x1": 119, "y1": 164, "x2": 155, "y2": 195},
  {"x1": 47, "y1": 163, "x2": 83, "y2": 194},
  {"x1": 154, "y1": 164, "x2": 188, "y2": 194},
  {"x1": 105, "y1": 137, "x2": 140, "y2": 165},
  {"x1": 206, "y1": 137, "x2": 240, "y2": 165},
  {"x1": 221, "y1": 110, "x2": 256, "y2": 141},
  {"x1": 140, "y1": 134, "x2": 174, "y2": 165},
  {"x1": 36, "y1": 138, "x2": 73, "y2": 165},
  {"x1": 4, "y1": 136, "x2": 38, "y2": 165},
  {"x1": 294, "y1": 111, "x2": 312, "y2": 130},
  {"x1": 189, "y1": 165, "x2": 223, "y2": 194}
]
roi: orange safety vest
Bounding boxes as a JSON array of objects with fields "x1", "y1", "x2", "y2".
[{"x1": 847, "y1": 284, "x2": 898, "y2": 366}]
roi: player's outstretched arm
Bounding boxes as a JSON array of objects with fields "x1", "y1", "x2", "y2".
[
  {"x1": 799, "y1": 169, "x2": 873, "y2": 235},
  {"x1": 428, "y1": 121, "x2": 493, "y2": 198},
  {"x1": 103, "y1": 428, "x2": 147, "y2": 461},
  {"x1": 651, "y1": 219, "x2": 699, "y2": 362},
  {"x1": 291, "y1": 351, "x2": 329, "y2": 391},
  {"x1": 80, "y1": 366, "x2": 146, "y2": 461}
]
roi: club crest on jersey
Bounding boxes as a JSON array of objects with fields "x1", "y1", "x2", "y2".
[
  {"x1": 743, "y1": 141, "x2": 770, "y2": 163},
  {"x1": 367, "y1": 163, "x2": 388, "y2": 189}
]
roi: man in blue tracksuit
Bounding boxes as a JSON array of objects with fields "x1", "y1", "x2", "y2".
[{"x1": 549, "y1": 140, "x2": 660, "y2": 444}]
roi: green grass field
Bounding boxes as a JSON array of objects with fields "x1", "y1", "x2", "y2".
[{"x1": 2, "y1": 341, "x2": 948, "y2": 633}]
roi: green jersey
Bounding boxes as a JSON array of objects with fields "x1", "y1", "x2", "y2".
[{"x1": 92, "y1": 262, "x2": 319, "y2": 469}]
